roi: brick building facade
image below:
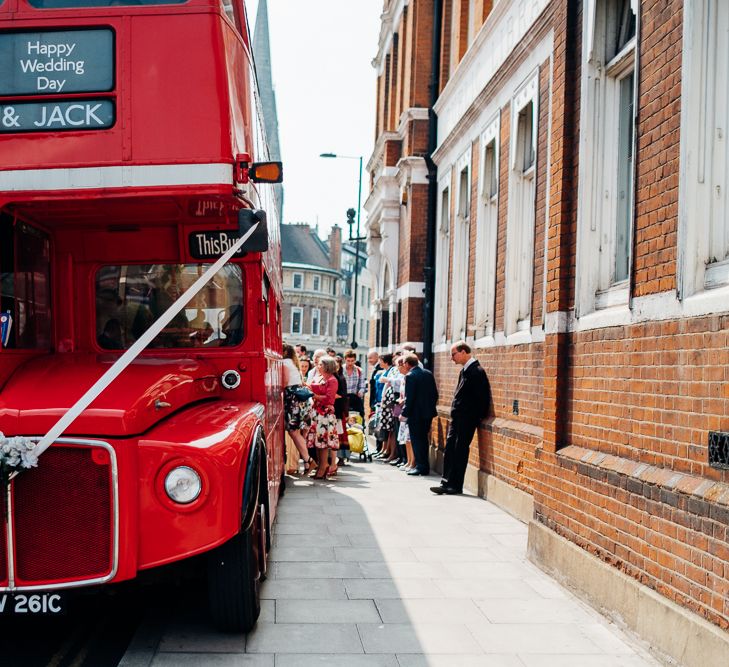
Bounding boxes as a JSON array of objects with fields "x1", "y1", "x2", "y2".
[
  {"x1": 368, "y1": 1, "x2": 729, "y2": 662},
  {"x1": 281, "y1": 223, "x2": 342, "y2": 351}
]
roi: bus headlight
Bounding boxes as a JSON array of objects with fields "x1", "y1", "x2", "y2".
[{"x1": 164, "y1": 466, "x2": 202, "y2": 504}]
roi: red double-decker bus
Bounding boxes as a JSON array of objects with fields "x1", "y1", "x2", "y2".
[{"x1": 0, "y1": 0, "x2": 284, "y2": 631}]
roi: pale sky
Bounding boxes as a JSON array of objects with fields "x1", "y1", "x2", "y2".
[{"x1": 248, "y1": 0, "x2": 382, "y2": 239}]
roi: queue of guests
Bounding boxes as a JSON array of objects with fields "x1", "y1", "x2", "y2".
[
  {"x1": 281, "y1": 344, "x2": 360, "y2": 479},
  {"x1": 281, "y1": 339, "x2": 491, "y2": 496}
]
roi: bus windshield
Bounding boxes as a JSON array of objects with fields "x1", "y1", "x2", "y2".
[
  {"x1": 95, "y1": 263, "x2": 243, "y2": 350},
  {"x1": 28, "y1": 0, "x2": 186, "y2": 7}
]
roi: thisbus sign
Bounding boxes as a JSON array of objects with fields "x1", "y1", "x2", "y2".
[{"x1": 0, "y1": 29, "x2": 114, "y2": 96}]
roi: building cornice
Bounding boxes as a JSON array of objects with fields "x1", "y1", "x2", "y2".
[
  {"x1": 432, "y1": 25, "x2": 553, "y2": 167},
  {"x1": 433, "y1": 0, "x2": 550, "y2": 145},
  {"x1": 367, "y1": 131, "x2": 400, "y2": 176},
  {"x1": 396, "y1": 156, "x2": 429, "y2": 187},
  {"x1": 372, "y1": 0, "x2": 410, "y2": 74}
]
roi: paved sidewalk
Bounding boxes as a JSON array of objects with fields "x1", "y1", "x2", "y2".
[{"x1": 126, "y1": 459, "x2": 662, "y2": 666}]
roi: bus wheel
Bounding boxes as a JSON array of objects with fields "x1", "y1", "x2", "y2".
[{"x1": 207, "y1": 500, "x2": 264, "y2": 632}]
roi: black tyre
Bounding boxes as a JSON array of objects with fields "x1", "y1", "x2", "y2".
[{"x1": 207, "y1": 500, "x2": 264, "y2": 633}]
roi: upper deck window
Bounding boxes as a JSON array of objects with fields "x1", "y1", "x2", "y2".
[
  {"x1": 28, "y1": 0, "x2": 186, "y2": 7},
  {"x1": 0, "y1": 216, "x2": 52, "y2": 351},
  {"x1": 95, "y1": 263, "x2": 243, "y2": 350}
]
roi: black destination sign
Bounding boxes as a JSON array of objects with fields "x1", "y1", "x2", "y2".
[
  {"x1": 0, "y1": 100, "x2": 114, "y2": 133},
  {"x1": 189, "y1": 231, "x2": 246, "y2": 260},
  {"x1": 0, "y1": 29, "x2": 114, "y2": 96}
]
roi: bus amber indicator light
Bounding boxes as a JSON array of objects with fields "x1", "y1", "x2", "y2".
[
  {"x1": 248, "y1": 161, "x2": 283, "y2": 183},
  {"x1": 238, "y1": 209, "x2": 269, "y2": 252}
]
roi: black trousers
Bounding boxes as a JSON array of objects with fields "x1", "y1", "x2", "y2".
[
  {"x1": 441, "y1": 418, "x2": 478, "y2": 492},
  {"x1": 408, "y1": 418, "x2": 432, "y2": 475},
  {"x1": 347, "y1": 393, "x2": 364, "y2": 416}
]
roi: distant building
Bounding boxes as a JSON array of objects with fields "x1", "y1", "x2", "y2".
[
  {"x1": 339, "y1": 238, "x2": 373, "y2": 366},
  {"x1": 281, "y1": 223, "x2": 342, "y2": 352}
]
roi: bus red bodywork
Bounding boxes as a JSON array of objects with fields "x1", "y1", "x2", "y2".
[{"x1": 0, "y1": 0, "x2": 284, "y2": 630}]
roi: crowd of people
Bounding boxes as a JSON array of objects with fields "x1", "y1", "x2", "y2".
[{"x1": 281, "y1": 340, "x2": 491, "y2": 496}]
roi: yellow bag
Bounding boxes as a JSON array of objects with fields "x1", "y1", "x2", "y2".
[{"x1": 347, "y1": 428, "x2": 365, "y2": 454}]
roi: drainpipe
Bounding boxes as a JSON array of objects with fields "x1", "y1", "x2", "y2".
[{"x1": 422, "y1": 0, "x2": 443, "y2": 371}]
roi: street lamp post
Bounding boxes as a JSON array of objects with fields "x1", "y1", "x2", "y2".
[{"x1": 320, "y1": 152, "x2": 365, "y2": 350}]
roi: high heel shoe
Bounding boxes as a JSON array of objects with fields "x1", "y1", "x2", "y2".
[
  {"x1": 313, "y1": 467, "x2": 327, "y2": 480},
  {"x1": 326, "y1": 465, "x2": 338, "y2": 478},
  {"x1": 304, "y1": 457, "x2": 317, "y2": 473}
]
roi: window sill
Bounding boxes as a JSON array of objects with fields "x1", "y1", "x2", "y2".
[
  {"x1": 595, "y1": 283, "x2": 629, "y2": 310},
  {"x1": 704, "y1": 259, "x2": 729, "y2": 290}
]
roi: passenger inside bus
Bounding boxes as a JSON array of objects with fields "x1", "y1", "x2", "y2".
[{"x1": 97, "y1": 319, "x2": 123, "y2": 350}]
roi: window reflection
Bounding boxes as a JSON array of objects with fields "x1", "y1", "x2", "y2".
[{"x1": 95, "y1": 263, "x2": 244, "y2": 350}]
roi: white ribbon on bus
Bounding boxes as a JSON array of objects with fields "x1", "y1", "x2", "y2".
[{"x1": 31, "y1": 222, "x2": 259, "y2": 460}]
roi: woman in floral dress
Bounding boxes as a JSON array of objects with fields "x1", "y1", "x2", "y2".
[{"x1": 307, "y1": 355, "x2": 339, "y2": 478}]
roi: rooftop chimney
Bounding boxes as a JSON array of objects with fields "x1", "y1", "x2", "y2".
[{"x1": 329, "y1": 225, "x2": 342, "y2": 270}]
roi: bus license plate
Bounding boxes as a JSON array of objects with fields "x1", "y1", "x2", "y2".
[{"x1": 0, "y1": 592, "x2": 64, "y2": 615}]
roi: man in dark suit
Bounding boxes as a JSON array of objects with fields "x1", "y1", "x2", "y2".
[
  {"x1": 431, "y1": 340, "x2": 491, "y2": 495},
  {"x1": 402, "y1": 353, "x2": 438, "y2": 476}
]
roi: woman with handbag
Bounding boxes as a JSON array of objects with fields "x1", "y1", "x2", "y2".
[{"x1": 282, "y1": 344, "x2": 315, "y2": 472}]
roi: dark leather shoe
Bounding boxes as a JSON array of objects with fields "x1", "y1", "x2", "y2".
[
  {"x1": 430, "y1": 485, "x2": 445, "y2": 494},
  {"x1": 407, "y1": 469, "x2": 423, "y2": 476},
  {"x1": 441, "y1": 487, "x2": 462, "y2": 495}
]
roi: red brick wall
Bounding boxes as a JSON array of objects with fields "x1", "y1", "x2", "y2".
[
  {"x1": 633, "y1": 0, "x2": 683, "y2": 297},
  {"x1": 425, "y1": 0, "x2": 729, "y2": 634},
  {"x1": 531, "y1": 62, "x2": 550, "y2": 327},
  {"x1": 566, "y1": 317, "x2": 729, "y2": 479},
  {"x1": 494, "y1": 104, "x2": 510, "y2": 333}
]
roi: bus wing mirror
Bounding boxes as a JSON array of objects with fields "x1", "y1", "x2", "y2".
[
  {"x1": 238, "y1": 209, "x2": 269, "y2": 252},
  {"x1": 249, "y1": 161, "x2": 283, "y2": 183}
]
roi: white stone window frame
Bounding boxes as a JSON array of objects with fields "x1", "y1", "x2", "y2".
[
  {"x1": 451, "y1": 150, "x2": 472, "y2": 341},
  {"x1": 467, "y1": 0, "x2": 477, "y2": 47},
  {"x1": 679, "y1": 0, "x2": 729, "y2": 298},
  {"x1": 575, "y1": 0, "x2": 638, "y2": 317},
  {"x1": 474, "y1": 113, "x2": 501, "y2": 338},
  {"x1": 311, "y1": 307, "x2": 321, "y2": 336},
  {"x1": 312, "y1": 275, "x2": 321, "y2": 292},
  {"x1": 504, "y1": 70, "x2": 539, "y2": 337},
  {"x1": 292, "y1": 272, "x2": 304, "y2": 290},
  {"x1": 290, "y1": 306, "x2": 303, "y2": 335},
  {"x1": 322, "y1": 309, "x2": 329, "y2": 337},
  {"x1": 434, "y1": 174, "x2": 452, "y2": 344}
]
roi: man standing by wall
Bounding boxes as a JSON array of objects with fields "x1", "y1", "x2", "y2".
[
  {"x1": 432, "y1": 340, "x2": 491, "y2": 495},
  {"x1": 402, "y1": 353, "x2": 438, "y2": 477}
]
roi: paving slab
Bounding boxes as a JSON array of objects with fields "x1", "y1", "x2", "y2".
[
  {"x1": 397, "y1": 656, "x2": 524, "y2": 667},
  {"x1": 357, "y1": 622, "x2": 482, "y2": 654},
  {"x1": 275, "y1": 598, "x2": 382, "y2": 624},
  {"x1": 151, "y1": 655, "x2": 272, "y2": 667},
  {"x1": 245, "y1": 622, "x2": 363, "y2": 653},
  {"x1": 121, "y1": 459, "x2": 661, "y2": 666},
  {"x1": 275, "y1": 656, "x2": 398, "y2": 667}
]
